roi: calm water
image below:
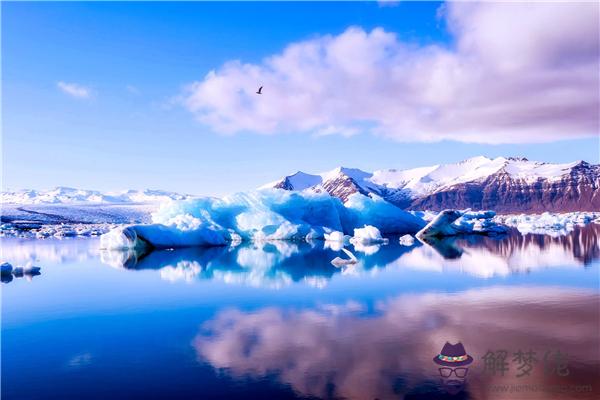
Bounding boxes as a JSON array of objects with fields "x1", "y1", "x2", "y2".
[{"x1": 2, "y1": 226, "x2": 599, "y2": 400}]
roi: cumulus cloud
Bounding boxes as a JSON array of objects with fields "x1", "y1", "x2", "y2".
[
  {"x1": 181, "y1": 2, "x2": 599, "y2": 143},
  {"x1": 57, "y1": 81, "x2": 92, "y2": 99}
]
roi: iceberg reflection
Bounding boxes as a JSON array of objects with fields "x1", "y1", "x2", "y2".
[
  {"x1": 193, "y1": 287, "x2": 600, "y2": 400},
  {"x1": 99, "y1": 225, "x2": 600, "y2": 286},
  {"x1": 101, "y1": 238, "x2": 415, "y2": 287}
]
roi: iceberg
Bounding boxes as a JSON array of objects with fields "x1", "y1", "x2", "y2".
[
  {"x1": 417, "y1": 209, "x2": 506, "y2": 238},
  {"x1": 101, "y1": 190, "x2": 426, "y2": 250}
]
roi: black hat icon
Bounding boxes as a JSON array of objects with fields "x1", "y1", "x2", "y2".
[{"x1": 433, "y1": 342, "x2": 473, "y2": 367}]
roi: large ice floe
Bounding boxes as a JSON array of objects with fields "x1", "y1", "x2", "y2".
[
  {"x1": 100, "y1": 189, "x2": 511, "y2": 250},
  {"x1": 101, "y1": 190, "x2": 426, "y2": 249}
]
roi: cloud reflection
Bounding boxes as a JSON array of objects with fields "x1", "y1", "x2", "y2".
[{"x1": 193, "y1": 287, "x2": 600, "y2": 400}]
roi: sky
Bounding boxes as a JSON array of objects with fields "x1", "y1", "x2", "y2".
[{"x1": 3, "y1": 1, "x2": 599, "y2": 196}]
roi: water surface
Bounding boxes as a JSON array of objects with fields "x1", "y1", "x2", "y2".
[{"x1": 3, "y1": 226, "x2": 599, "y2": 399}]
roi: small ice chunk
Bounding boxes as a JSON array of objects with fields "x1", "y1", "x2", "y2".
[
  {"x1": 350, "y1": 225, "x2": 388, "y2": 244},
  {"x1": 399, "y1": 234, "x2": 415, "y2": 246}
]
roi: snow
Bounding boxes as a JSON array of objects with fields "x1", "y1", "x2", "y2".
[
  {"x1": 259, "y1": 171, "x2": 322, "y2": 191},
  {"x1": 503, "y1": 160, "x2": 580, "y2": 183},
  {"x1": 372, "y1": 156, "x2": 505, "y2": 196},
  {"x1": 320, "y1": 167, "x2": 373, "y2": 184},
  {"x1": 100, "y1": 190, "x2": 425, "y2": 249},
  {"x1": 262, "y1": 156, "x2": 587, "y2": 199},
  {"x1": 260, "y1": 166, "x2": 376, "y2": 192}
]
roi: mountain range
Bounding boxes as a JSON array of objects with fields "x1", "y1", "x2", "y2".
[
  {"x1": 3, "y1": 157, "x2": 598, "y2": 212},
  {"x1": 260, "y1": 156, "x2": 600, "y2": 212}
]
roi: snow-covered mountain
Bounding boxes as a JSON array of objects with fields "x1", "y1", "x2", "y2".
[
  {"x1": 1, "y1": 187, "x2": 193, "y2": 205},
  {"x1": 260, "y1": 157, "x2": 600, "y2": 212},
  {"x1": 4, "y1": 157, "x2": 598, "y2": 212}
]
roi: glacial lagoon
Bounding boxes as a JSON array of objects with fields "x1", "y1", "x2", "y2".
[{"x1": 2, "y1": 225, "x2": 599, "y2": 399}]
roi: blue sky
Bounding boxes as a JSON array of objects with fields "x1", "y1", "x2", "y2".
[{"x1": 3, "y1": 2, "x2": 598, "y2": 195}]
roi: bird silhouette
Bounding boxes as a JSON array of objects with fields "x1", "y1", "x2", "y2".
[{"x1": 256, "y1": 86, "x2": 263, "y2": 95}]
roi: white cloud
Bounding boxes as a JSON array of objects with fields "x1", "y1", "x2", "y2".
[
  {"x1": 181, "y1": 2, "x2": 599, "y2": 144},
  {"x1": 57, "y1": 81, "x2": 92, "y2": 99}
]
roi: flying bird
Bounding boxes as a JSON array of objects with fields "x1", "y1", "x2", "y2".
[{"x1": 256, "y1": 86, "x2": 263, "y2": 95}]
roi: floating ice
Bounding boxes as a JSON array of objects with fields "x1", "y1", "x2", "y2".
[
  {"x1": 101, "y1": 190, "x2": 425, "y2": 249},
  {"x1": 495, "y1": 211, "x2": 600, "y2": 237},
  {"x1": 454, "y1": 210, "x2": 507, "y2": 235},
  {"x1": 1, "y1": 222, "x2": 113, "y2": 239},
  {"x1": 417, "y1": 209, "x2": 506, "y2": 238},
  {"x1": 417, "y1": 210, "x2": 463, "y2": 238},
  {"x1": 350, "y1": 225, "x2": 387, "y2": 245}
]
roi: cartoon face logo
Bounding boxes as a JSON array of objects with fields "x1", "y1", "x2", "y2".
[{"x1": 433, "y1": 342, "x2": 473, "y2": 395}]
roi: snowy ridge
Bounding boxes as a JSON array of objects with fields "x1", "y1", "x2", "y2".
[
  {"x1": 1, "y1": 187, "x2": 193, "y2": 205},
  {"x1": 261, "y1": 156, "x2": 599, "y2": 212},
  {"x1": 263, "y1": 156, "x2": 588, "y2": 197}
]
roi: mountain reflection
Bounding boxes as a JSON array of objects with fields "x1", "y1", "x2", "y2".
[
  {"x1": 100, "y1": 224, "x2": 600, "y2": 286},
  {"x1": 193, "y1": 287, "x2": 600, "y2": 400}
]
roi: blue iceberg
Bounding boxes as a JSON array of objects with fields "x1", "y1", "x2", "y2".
[{"x1": 101, "y1": 190, "x2": 426, "y2": 249}]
